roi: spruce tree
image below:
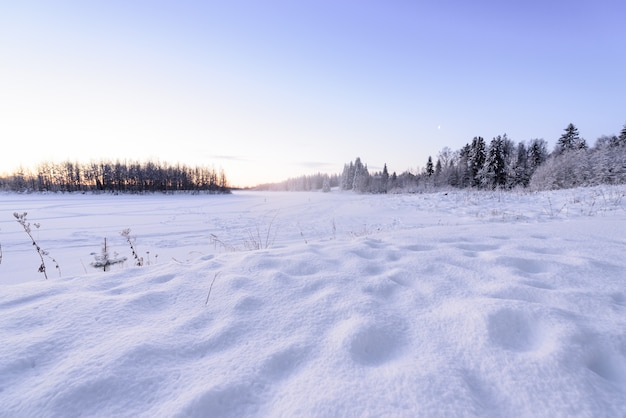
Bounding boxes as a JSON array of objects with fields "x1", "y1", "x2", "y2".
[
  {"x1": 529, "y1": 139, "x2": 548, "y2": 171},
  {"x1": 469, "y1": 137, "x2": 486, "y2": 187},
  {"x1": 381, "y1": 164, "x2": 389, "y2": 192},
  {"x1": 458, "y1": 144, "x2": 472, "y2": 187},
  {"x1": 435, "y1": 159, "x2": 442, "y2": 177},
  {"x1": 557, "y1": 123, "x2": 580, "y2": 153},
  {"x1": 513, "y1": 141, "x2": 530, "y2": 187},
  {"x1": 426, "y1": 156, "x2": 434, "y2": 177},
  {"x1": 322, "y1": 177, "x2": 331, "y2": 192},
  {"x1": 482, "y1": 136, "x2": 506, "y2": 188},
  {"x1": 341, "y1": 162, "x2": 355, "y2": 190},
  {"x1": 352, "y1": 158, "x2": 370, "y2": 192}
]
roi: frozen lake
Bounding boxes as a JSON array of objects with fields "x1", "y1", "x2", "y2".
[{"x1": 1, "y1": 187, "x2": 625, "y2": 416}]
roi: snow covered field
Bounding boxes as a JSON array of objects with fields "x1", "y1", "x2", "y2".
[{"x1": 1, "y1": 187, "x2": 625, "y2": 417}]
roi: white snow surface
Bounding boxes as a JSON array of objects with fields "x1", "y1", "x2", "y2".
[{"x1": 1, "y1": 187, "x2": 625, "y2": 417}]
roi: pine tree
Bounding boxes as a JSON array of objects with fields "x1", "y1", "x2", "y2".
[
  {"x1": 352, "y1": 158, "x2": 370, "y2": 192},
  {"x1": 469, "y1": 137, "x2": 486, "y2": 187},
  {"x1": 513, "y1": 141, "x2": 530, "y2": 186},
  {"x1": 426, "y1": 156, "x2": 434, "y2": 177},
  {"x1": 457, "y1": 144, "x2": 472, "y2": 187},
  {"x1": 434, "y1": 159, "x2": 442, "y2": 176},
  {"x1": 435, "y1": 147, "x2": 453, "y2": 186},
  {"x1": 529, "y1": 138, "x2": 548, "y2": 171},
  {"x1": 482, "y1": 136, "x2": 506, "y2": 188},
  {"x1": 91, "y1": 237, "x2": 126, "y2": 272},
  {"x1": 381, "y1": 164, "x2": 389, "y2": 193},
  {"x1": 501, "y1": 134, "x2": 516, "y2": 184},
  {"x1": 340, "y1": 164, "x2": 350, "y2": 190},
  {"x1": 341, "y1": 162, "x2": 355, "y2": 190},
  {"x1": 322, "y1": 177, "x2": 331, "y2": 192},
  {"x1": 556, "y1": 123, "x2": 580, "y2": 153}
]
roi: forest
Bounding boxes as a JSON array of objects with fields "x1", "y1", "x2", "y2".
[
  {"x1": 2, "y1": 123, "x2": 625, "y2": 194},
  {"x1": 260, "y1": 122, "x2": 626, "y2": 193},
  {"x1": 0, "y1": 160, "x2": 230, "y2": 194}
]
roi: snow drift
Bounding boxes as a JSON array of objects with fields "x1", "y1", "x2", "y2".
[{"x1": 1, "y1": 187, "x2": 625, "y2": 417}]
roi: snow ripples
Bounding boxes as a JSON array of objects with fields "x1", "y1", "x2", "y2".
[{"x1": 1, "y1": 189, "x2": 626, "y2": 417}]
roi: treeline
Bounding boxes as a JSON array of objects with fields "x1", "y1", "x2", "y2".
[
  {"x1": 340, "y1": 122, "x2": 626, "y2": 193},
  {"x1": 253, "y1": 173, "x2": 341, "y2": 192},
  {"x1": 0, "y1": 160, "x2": 230, "y2": 194},
  {"x1": 340, "y1": 137, "x2": 548, "y2": 193},
  {"x1": 255, "y1": 121, "x2": 626, "y2": 193},
  {"x1": 530, "y1": 132, "x2": 626, "y2": 190}
]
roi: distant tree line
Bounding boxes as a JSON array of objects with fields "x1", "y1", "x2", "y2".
[
  {"x1": 253, "y1": 173, "x2": 340, "y2": 192},
  {"x1": 256, "y1": 121, "x2": 625, "y2": 193},
  {"x1": 338, "y1": 122, "x2": 626, "y2": 193},
  {"x1": 530, "y1": 123, "x2": 626, "y2": 190},
  {"x1": 0, "y1": 160, "x2": 230, "y2": 194}
]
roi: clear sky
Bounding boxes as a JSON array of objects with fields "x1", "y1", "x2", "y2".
[{"x1": 1, "y1": 0, "x2": 625, "y2": 187}]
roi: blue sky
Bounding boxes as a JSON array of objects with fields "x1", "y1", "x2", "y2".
[{"x1": 1, "y1": 0, "x2": 625, "y2": 187}]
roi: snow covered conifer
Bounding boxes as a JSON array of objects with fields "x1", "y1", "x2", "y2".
[
  {"x1": 352, "y1": 158, "x2": 370, "y2": 192},
  {"x1": 341, "y1": 162, "x2": 355, "y2": 190},
  {"x1": 513, "y1": 141, "x2": 530, "y2": 187},
  {"x1": 556, "y1": 123, "x2": 580, "y2": 154},
  {"x1": 381, "y1": 164, "x2": 389, "y2": 192},
  {"x1": 482, "y1": 136, "x2": 506, "y2": 188},
  {"x1": 91, "y1": 238, "x2": 126, "y2": 272},
  {"x1": 322, "y1": 177, "x2": 331, "y2": 192},
  {"x1": 426, "y1": 156, "x2": 434, "y2": 177},
  {"x1": 528, "y1": 139, "x2": 549, "y2": 171},
  {"x1": 469, "y1": 137, "x2": 486, "y2": 187}
]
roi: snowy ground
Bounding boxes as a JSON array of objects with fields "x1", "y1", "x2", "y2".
[{"x1": 1, "y1": 186, "x2": 625, "y2": 417}]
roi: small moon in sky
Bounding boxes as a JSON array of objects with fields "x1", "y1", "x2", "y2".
[{"x1": 437, "y1": 125, "x2": 441, "y2": 130}]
